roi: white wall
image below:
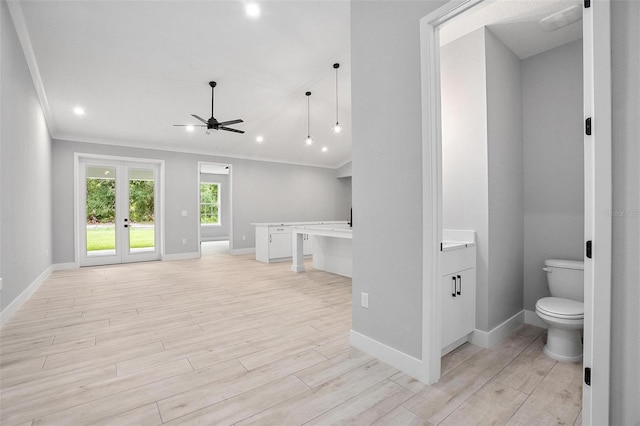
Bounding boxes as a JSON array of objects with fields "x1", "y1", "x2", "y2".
[
  {"x1": 200, "y1": 172, "x2": 230, "y2": 241},
  {"x1": 441, "y1": 28, "x2": 524, "y2": 332},
  {"x1": 522, "y1": 40, "x2": 584, "y2": 311},
  {"x1": 52, "y1": 139, "x2": 351, "y2": 262},
  {"x1": 0, "y1": 0, "x2": 53, "y2": 312},
  {"x1": 441, "y1": 28, "x2": 491, "y2": 331},
  {"x1": 485, "y1": 29, "x2": 524, "y2": 330},
  {"x1": 351, "y1": 0, "x2": 445, "y2": 359},
  {"x1": 610, "y1": 1, "x2": 640, "y2": 423}
]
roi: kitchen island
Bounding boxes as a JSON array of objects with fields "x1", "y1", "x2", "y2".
[{"x1": 291, "y1": 224, "x2": 352, "y2": 278}]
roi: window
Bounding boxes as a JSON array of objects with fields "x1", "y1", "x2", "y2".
[{"x1": 200, "y1": 182, "x2": 220, "y2": 225}]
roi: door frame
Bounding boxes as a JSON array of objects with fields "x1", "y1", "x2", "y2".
[
  {"x1": 74, "y1": 153, "x2": 165, "y2": 266},
  {"x1": 197, "y1": 161, "x2": 233, "y2": 256},
  {"x1": 419, "y1": 0, "x2": 612, "y2": 423}
]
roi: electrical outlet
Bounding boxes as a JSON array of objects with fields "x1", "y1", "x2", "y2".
[
  {"x1": 242, "y1": 235, "x2": 246, "y2": 241},
  {"x1": 182, "y1": 238, "x2": 187, "y2": 244},
  {"x1": 181, "y1": 211, "x2": 187, "y2": 217},
  {"x1": 361, "y1": 292, "x2": 369, "y2": 308}
]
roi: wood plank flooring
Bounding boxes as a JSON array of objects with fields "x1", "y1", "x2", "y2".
[{"x1": 0, "y1": 253, "x2": 582, "y2": 425}]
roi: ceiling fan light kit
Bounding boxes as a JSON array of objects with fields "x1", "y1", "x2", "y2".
[{"x1": 173, "y1": 81, "x2": 245, "y2": 134}]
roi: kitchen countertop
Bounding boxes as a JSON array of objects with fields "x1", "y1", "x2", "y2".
[{"x1": 252, "y1": 220, "x2": 348, "y2": 227}]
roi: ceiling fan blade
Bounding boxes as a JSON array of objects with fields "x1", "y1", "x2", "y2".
[
  {"x1": 219, "y1": 126, "x2": 245, "y2": 134},
  {"x1": 173, "y1": 124, "x2": 206, "y2": 127},
  {"x1": 191, "y1": 114, "x2": 209, "y2": 124},
  {"x1": 217, "y1": 119, "x2": 243, "y2": 127}
]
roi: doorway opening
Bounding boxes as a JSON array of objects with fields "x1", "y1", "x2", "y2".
[
  {"x1": 198, "y1": 162, "x2": 232, "y2": 256},
  {"x1": 420, "y1": 0, "x2": 611, "y2": 423},
  {"x1": 75, "y1": 154, "x2": 164, "y2": 266}
]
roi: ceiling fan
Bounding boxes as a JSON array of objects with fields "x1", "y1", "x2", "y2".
[{"x1": 174, "y1": 81, "x2": 245, "y2": 134}]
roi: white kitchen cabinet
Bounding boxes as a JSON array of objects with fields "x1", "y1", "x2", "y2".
[
  {"x1": 255, "y1": 225, "x2": 291, "y2": 262},
  {"x1": 253, "y1": 221, "x2": 347, "y2": 263},
  {"x1": 439, "y1": 241, "x2": 476, "y2": 355},
  {"x1": 302, "y1": 233, "x2": 313, "y2": 256}
]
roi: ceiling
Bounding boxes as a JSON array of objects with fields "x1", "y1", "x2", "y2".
[
  {"x1": 440, "y1": 0, "x2": 583, "y2": 59},
  {"x1": 11, "y1": 1, "x2": 351, "y2": 168},
  {"x1": 10, "y1": 0, "x2": 581, "y2": 169}
]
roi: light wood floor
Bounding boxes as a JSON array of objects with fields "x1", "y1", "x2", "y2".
[{"x1": 0, "y1": 253, "x2": 582, "y2": 425}]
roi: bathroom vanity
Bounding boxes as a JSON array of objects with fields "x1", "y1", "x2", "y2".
[{"x1": 440, "y1": 229, "x2": 477, "y2": 355}]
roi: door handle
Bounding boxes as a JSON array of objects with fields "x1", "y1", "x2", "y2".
[
  {"x1": 457, "y1": 274, "x2": 461, "y2": 295},
  {"x1": 452, "y1": 276, "x2": 456, "y2": 297}
]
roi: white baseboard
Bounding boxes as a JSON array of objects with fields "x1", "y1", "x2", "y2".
[
  {"x1": 201, "y1": 236, "x2": 230, "y2": 242},
  {"x1": 162, "y1": 252, "x2": 200, "y2": 261},
  {"x1": 230, "y1": 247, "x2": 255, "y2": 255},
  {"x1": 1, "y1": 266, "x2": 52, "y2": 326},
  {"x1": 52, "y1": 262, "x2": 77, "y2": 271},
  {"x1": 524, "y1": 309, "x2": 548, "y2": 329},
  {"x1": 350, "y1": 330, "x2": 427, "y2": 383},
  {"x1": 470, "y1": 310, "x2": 525, "y2": 348}
]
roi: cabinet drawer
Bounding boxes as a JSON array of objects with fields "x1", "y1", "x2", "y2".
[{"x1": 269, "y1": 226, "x2": 291, "y2": 234}]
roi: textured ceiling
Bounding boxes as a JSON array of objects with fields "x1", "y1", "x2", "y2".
[
  {"x1": 12, "y1": 1, "x2": 351, "y2": 168},
  {"x1": 440, "y1": 0, "x2": 583, "y2": 59}
]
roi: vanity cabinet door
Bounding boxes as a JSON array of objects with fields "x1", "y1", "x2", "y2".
[
  {"x1": 440, "y1": 267, "x2": 476, "y2": 351},
  {"x1": 454, "y1": 268, "x2": 476, "y2": 341},
  {"x1": 440, "y1": 274, "x2": 457, "y2": 349}
]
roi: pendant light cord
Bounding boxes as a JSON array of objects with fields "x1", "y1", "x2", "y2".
[
  {"x1": 334, "y1": 65, "x2": 339, "y2": 124},
  {"x1": 306, "y1": 91, "x2": 311, "y2": 137}
]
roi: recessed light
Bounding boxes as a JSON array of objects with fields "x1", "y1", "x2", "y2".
[
  {"x1": 73, "y1": 107, "x2": 85, "y2": 116},
  {"x1": 186, "y1": 125, "x2": 195, "y2": 132},
  {"x1": 246, "y1": 3, "x2": 260, "y2": 18},
  {"x1": 322, "y1": 146, "x2": 328, "y2": 152},
  {"x1": 256, "y1": 135, "x2": 264, "y2": 143}
]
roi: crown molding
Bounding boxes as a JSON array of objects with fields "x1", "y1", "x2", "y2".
[{"x1": 6, "y1": 0, "x2": 56, "y2": 136}]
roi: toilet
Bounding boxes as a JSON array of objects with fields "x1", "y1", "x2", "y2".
[{"x1": 535, "y1": 259, "x2": 584, "y2": 362}]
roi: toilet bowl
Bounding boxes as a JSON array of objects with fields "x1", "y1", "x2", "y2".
[{"x1": 536, "y1": 259, "x2": 584, "y2": 363}]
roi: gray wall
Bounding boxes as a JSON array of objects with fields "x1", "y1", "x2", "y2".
[
  {"x1": 351, "y1": 0, "x2": 445, "y2": 359},
  {"x1": 441, "y1": 28, "x2": 524, "y2": 332},
  {"x1": 0, "y1": 0, "x2": 53, "y2": 312},
  {"x1": 522, "y1": 40, "x2": 584, "y2": 311},
  {"x1": 52, "y1": 139, "x2": 351, "y2": 263},
  {"x1": 441, "y1": 28, "x2": 490, "y2": 331},
  {"x1": 485, "y1": 29, "x2": 524, "y2": 330},
  {"x1": 200, "y1": 172, "x2": 230, "y2": 241},
  {"x1": 610, "y1": 1, "x2": 640, "y2": 424}
]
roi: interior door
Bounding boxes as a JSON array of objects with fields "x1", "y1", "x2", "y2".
[{"x1": 80, "y1": 160, "x2": 160, "y2": 266}]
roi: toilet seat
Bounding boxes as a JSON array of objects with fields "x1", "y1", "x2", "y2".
[{"x1": 536, "y1": 297, "x2": 584, "y2": 319}]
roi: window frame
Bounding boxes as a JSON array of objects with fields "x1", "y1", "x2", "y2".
[{"x1": 200, "y1": 182, "x2": 221, "y2": 226}]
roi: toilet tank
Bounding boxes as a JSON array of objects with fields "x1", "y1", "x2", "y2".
[{"x1": 544, "y1": 259, "x2": 584, "y2": 302}]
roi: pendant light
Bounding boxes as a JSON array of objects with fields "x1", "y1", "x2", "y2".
[
  {"x1": 305, "y1": 91, "x2": 313, "y2": 146},
  {"x1": 332, "y1": 63, "x2": 342, "y2": 134}
]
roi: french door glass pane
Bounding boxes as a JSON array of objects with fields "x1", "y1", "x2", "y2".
[
  {"x1": 86, "y1": 166, "x2": 117, "y2": 256},
  {"x1": 128, "y1": 168, "x2": 155, "y2": 252}
]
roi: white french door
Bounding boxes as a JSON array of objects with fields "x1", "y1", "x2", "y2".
[{"x1": 79, "y1": 158, "x2": 161, "y2": 266}]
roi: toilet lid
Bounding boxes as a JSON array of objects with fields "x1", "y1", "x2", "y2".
[{"x1": 536, "y1": 297, "x2": 584, "y2": 318}]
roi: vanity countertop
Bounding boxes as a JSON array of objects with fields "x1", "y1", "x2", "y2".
[{"x1": 442, "y1": 241, "x2": 476, "y2": 251}]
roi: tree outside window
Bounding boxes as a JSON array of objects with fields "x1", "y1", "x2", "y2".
[{"x1": 200, "y1": 183, "x2": 220, "y2": 225}]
